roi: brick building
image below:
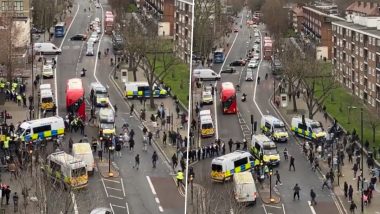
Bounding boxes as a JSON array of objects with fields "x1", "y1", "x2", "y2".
[
  {"x1": 302, "y1": 6, "x2": 345, "y2": 60},
  {"x1": 291, "y1": 5, "x2": 303, "y2": 34},
  {"x1": 174, "y1": 0, "x2": 192, "y2": 63},
  {"x1": 332, "y1": 8, "x2": 380, "y2": 113},
  {"x1": 144, "y1": 0, "x2": 175, "y2": 36}
]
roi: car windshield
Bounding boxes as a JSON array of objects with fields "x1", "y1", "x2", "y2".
[
  {"x1": 273, "y1": 124, "x2": 286, "y2": 132},
  {"x1": 263, "y1": 148, "x2": 278, "y2": 155},
  {"x1": 16, "y1": 128, "x2": 25, "y2": 136},
  {"x1": 311, "y1": 123, "x2": 323, "y2": 133},
  {"x1": 42, "y1": 97, "x2": 53, "y2": 103}
]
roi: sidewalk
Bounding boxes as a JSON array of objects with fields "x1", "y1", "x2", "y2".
[
  {"x1": 110, "y1": 64, "x2": 188, "y2": 169},
  {"x1": 272, "y1": 92, "x2": 380, "y2": 213}
]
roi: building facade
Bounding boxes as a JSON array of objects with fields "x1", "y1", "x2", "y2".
[
  {"x1": 174, "y1": 0, "x2": 192, "y2": 63},
  {"x1": 292, "y1": 5, "x2": 303, "y2": 33},
  {"x1": 332, "y1": 17, "x2": 380, "y2": 114},
  {"x1": 144, "y1": 0, "x2": 175, "y2": 36},
  {"x1": 302, "y1": 6, "x2": 345, "y2": 60}
]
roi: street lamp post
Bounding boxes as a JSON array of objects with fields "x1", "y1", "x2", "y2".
[
  {"x1": 269, "y1": 169, "x2": 274, "y2": 203},
  {"x1": 190, "y1": 174, "x2": 194, "y2": 204},
  {"x1": 273, "y1": 78, "x2": 276, "y2": 104},
  {"x1": 108, "y1": 145, "x2": 114, "y2": 177}
]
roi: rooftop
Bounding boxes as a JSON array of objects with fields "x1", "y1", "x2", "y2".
[
  {"x1": 333, "y1": 20, "x2": 380, "y2": 38},
  {"x1": 346, "y1": 1, "x2": 380, "y2": 16}
]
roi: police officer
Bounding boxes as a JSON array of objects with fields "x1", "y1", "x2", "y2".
[{"x1": 176, "y1": 170, "x2": 184, "y2": 187}]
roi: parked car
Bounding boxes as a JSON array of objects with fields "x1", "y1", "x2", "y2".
[
  {"x1": 248, "y1": 60, "x2": 258, "y2": 69},
  {"x1": 86, "y1": 42, "x2": 94, "y2": 56},
  {"x1": 229, "y1": 60, "x2": 246, "y2": 66},
  {"x1": 70, "y1": 34, "x2": 87, "y2": 41},
  {"x1": 31, "y1": 27, "x2": 45, "y2": 34},
  {"x1": 245, "y1": 69, "x2": 254, "y2": 81},
  {"x1": 221, "y1": 67, "x2": 237, "y2": 73}
]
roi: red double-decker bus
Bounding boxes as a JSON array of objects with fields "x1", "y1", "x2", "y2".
[
  {"x1": 220, "y1": 82, "x2": 237, "y2": 114},
  {"x1": 66, "y1": 78, "x2": 85, "y2": 120}
]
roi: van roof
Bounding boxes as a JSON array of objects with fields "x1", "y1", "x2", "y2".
[
  {"x1": 292, "y1": 116, "x2": 319, "y2": 125},
  {"x1": 48, "y1": 151, "x2": 86, "y2": 169},
  {"x1": 125, "y1": 82, "x2": 149, "y2": 87},
  {"x1": 72, "y1": 143, "x2": 92, "y2": 154},
  {"x1": 251, "y1": 134, "x2": 272, "y2": 144},
  {"x1": 199, "y1": 109, "x2": 211, "y2": 116},
  {"x1": 200, "y1": 115, "x2": 213, "y2": 123},
  {"x1": 193, "y1": 68, "x2": 215, "y2": 73},
  {"x1": 263, "y1": 115, "x2": 283, "y2": 124},
  {"x1": 234, "y1": 172, "x2": 254, "y2": 184},
  {"x1": 40, "y1": 84, "x2": 51, "y2": 90},
  {"x1": 91, "y1": 82, "x2": 107, "y2": 92},
  {"x1": 40, "y1": 89, "x2": 53, "y2": 97},
  {"x1": 212, "y1": 150, "x2": 251, "y2": 163}
]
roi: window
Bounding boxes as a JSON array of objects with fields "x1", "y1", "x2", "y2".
[
  {"x1": 33, "y1": 125, "x2": 51, "y2": 134},
  {"x1": 211, "y1": 164, "x2": 222, "y2": 172},
  {"x1": 298, "y1": 123, "x2": 307, "y2": 130},
  {"x1": 234, "y1": 157, "x2": 248, "y2": 168},
  {"x1": 13, "y1": 1, "x2": 23, "y2": 11}
]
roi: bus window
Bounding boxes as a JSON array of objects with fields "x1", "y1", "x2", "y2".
[{"x1": 234, "y1": 158, "x2": 248, "y2": 168}]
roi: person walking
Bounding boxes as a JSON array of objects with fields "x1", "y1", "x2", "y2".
[
  {"x1": 163, "y1": 132, "x2": 167, "y2": 145},
  {"x1": 293, "y1": 184, "x2": 301, "y2": 200},
  {"x1": 152, "y1": 151, "x2": 158, "y2": 168},
  {"x1": 321, "y1": 175, "x2": 330, "y2": 190},
  {"x1": 98, "y1": 146, "x2": 103, "y2": 162},
  {"x1": 352, "y1": 163, "x2": 358, "y2": 178},
  {"x1": 133, "y1": 154, "x2": 140, "y2": 170},
  {"x1": 129, "y1": 138, "x2": 135, "y2": 151},
  {"x1": 310, "y1": 189, "x2": 317, "y2": 205},
  {"x1": 13, "y1": 192, "x2": 18, "y2": 212},
  {"x1": 130, "y1": 104, "x2": 134, "y2": 117},
  {"x1": 275, "y1": 170, "x2": 282, "y2": 186},
  {"x1": 349, "y1": 201, "x2": 357, "y2": 213},
  {"x1": 4, "y1": 186, "x2": 11, "y2": 205},
  {"x1": 172, "y1": 153, "x2": 178, "y2": 170},
  {"x1": 289, "y1": 156, "x2": 295, "y2": 171},
  {"x1": 228, "y1": 139, "x2": 233, "y2": 152},
  {"x1": 344, "y1": 181, "x2": 348, "y2": 198},
  {"x1": 348, "y1": 185, "x2": 354, "y2": 202},
  {"x1": 115, "y1": 140, "x2": 122, "y2": 157}
]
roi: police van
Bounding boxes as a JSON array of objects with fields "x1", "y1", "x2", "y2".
[
  {"x1": 46, "y1": 151, "x2": 88, "y2": 189},
  {"x1": 291, "y1": 116, "x2": 326, "y2": 141},
  {"x1": 260, "y1": 115, "x2": 288, "y2": 142},
  {"x1": 90, "y1": 82, "x2": 109, "y2": 107},
  {"x1": 40, "y1": 89, "x2": 54, "y2": 110},
  {"x1": 124, "y1": 82, "x2": 167, "y2": 99},
  {"x1": 199, "y1": 110, "x2": 214, "y2": 138},
  {"x1": 211, "y1": 150, "x2": 254, "y2": 182},
  {"x1": 98, "y1": 108, "x2": 115, "y2": 137},
  {"x1": 15, "y1": 116, "x2": 65, "y2": 142},
  {"x1": 251, "y1": 134, "x2": 280, "y2": 166}
]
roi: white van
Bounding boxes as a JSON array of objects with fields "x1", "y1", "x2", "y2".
[
  {"x1": 251, "y1": 134, "x2": 280, "y2": 165},
  {"x1": 34, "y1": 43, "x2": 62, "y2": 55},
  {"x1": 200, "y1": 114, "x2": 214, "y2": 138},
  {"x1": 211, "y1": 150, "x2": 254, "y2": 182},
  {"x1": 16, "y1": 116, "x2": 65, "y2": 142},
  {"x1": 193, "y1": 68, "x2": 221, "y2": 81},
  {"x1": 72, "y1": 143, "x2": 95, "y2": 175},
  {"x1": 90, "y1": 82, "x2": 109, "y2": 107},
  {"x1": 234, "y1": 171, "x2": 258, "y2": 204},
  {"x1": 39, "y1": 83, "x2": 51, "y2": 91},
  {"x1": 42, "y1": 64, "x2": 55, "y2": 78},
  {"x1": 260, "y1": 115, "x2": 288, "y2": 142},
  {"x1": 291, "y1": 116, "x2": 326, "y2": 141}
]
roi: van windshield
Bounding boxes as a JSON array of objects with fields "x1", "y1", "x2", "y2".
[
  {"x1": 100, "y1": 123, "x2": 114, "y2": 129},
  {"x1": 201, "y1": 123, "x2": 213, "y2": 129},
  {"x1": 310, "y1": 123, "x2": 323, "y2": 133},
  {"x1": 263, "y1": 148, "x2": 278, "y2": 155},
  {"x1": 211, "y1": 164, "x2": 222, "y2": 172},
  {"x1": 16, "y1": 128, "x2": 25, "y2": 136},
  {"x1": 42, "y1": 97, "x2": 53, "y2": 103},
  {"x1": 72, "y1": 167, "x2": 87, "y2": 177},
  {"x1": 273, "y1": 124, "x2": 286, "y2": 132}
]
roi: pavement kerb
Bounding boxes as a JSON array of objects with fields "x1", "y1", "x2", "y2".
[
  {"x1": 269, "y1": 91, "x2": 348, "y2": 214},
  {"x1": 109, "y1": 67, "x2": 172, "y2": 165}
]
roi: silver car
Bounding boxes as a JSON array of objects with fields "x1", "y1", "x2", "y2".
[
  {"x1": 245, "y1": 69, "x2": 254, "y2": 81},
  {"x1": 86, "y1": 42, "x2": 94, "y2": 56}
]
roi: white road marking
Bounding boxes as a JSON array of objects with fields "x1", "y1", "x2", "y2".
[
  {"x1": 126, "y1": 202, "x2": 130, "y2": 214},
  {"x1": 155, "y1": 197, "x2": 160, "y2": 203},
  {"x1": 262, "y1": 204, "x2": 268, "y2": 214},
  {"x1": 106, "y1": 186, "x2": 122, "y2": 191},
  {"x1": 109, "y1": 203, "x2": 115, "y2": 213},
  {"x1": 71, "y1": 192, "x2": 79, "y2": 214},
  {"x1": 101, "y1": 178, "x2": 109, "y2": 197},
  {"x1": 110, "y1": 204, "x2": 126, "y2": 208},
  {"x1": 159, "y1": 206, "x2": 164, "y2": 212},
  {"x1": 264, "y1": 204, "x2": 282, "y2": 209},
  {"x1": 109, "y1": 195, "x2": 124, "y2": 200},
  {"x1": 146, "y1": 176, "x2": 157, "y2": 195},
  {"x1": 121, "y1": 178, "x2": 126, "y2": 197},
  {"x1": 307, "y1": 201, "x2": 317, "y2": 214},
  {"x1": 103, "y1": 178, "x2": 120, "y2": 183}
]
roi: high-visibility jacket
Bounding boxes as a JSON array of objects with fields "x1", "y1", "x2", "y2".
[
  {"x1": 17, "y1": 94, "x2": 22, "y2": 101},
  {"x1": 3, "y1": 137, "x2": 10, "y2": 149},
  {"x1": 264, "y1": 165, "x2": 269, "y2": 173},
  {"x1": 12, "y1": 82, "x2": 17, "y2": 90},
  {"x1": 176, "y1": 171, "x2": 184, "y2": 180},
  {"x1": 0, "y1": 82, "x2": 4, "y2": 89},
  {"x1": 55, "y1": 171, "x2": 61, "y2": 180}
]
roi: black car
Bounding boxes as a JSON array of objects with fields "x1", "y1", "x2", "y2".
[
  {"x1": 221, "y1": 67, "x2": 236, "y2": 73},
  {"x1": 70, "y1": 34, "x2": 87, "y2": 41},
  {"x1": 229, "y1": 60, "x2": 246, "y2": 66},
  {"x1": 31, "y1": 27, "x2": 45, "y2": 34}
]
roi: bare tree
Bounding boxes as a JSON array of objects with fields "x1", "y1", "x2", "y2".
[
  {"x1": 247, "y1": 0, "x2": 265, "y2": 12},
  {"x1": 367, "y1": 115, "x2": 380, "y2": 146},
  {"x1": 260, "y1": 0, "x2": 288, "y2": 45},
  {"x1": 301, "y1": 57, "x2": 336, "y2": 119},
  {"x1": 279, "y1": 42, "x2": 305, "y2": 112}
]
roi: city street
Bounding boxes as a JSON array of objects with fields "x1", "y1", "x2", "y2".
[
  {"x1": 191, "y1": 8, "x2": 344, "y2": 214},
  {"x1": 50, "y1": 0, "x2": 184, "y2": 213}
]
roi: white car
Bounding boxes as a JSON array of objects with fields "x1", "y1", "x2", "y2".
[
  {"x1": 86, "y1": 42, "x2": 94, "y2": 56},
  {"x1": 245, "y1": 69, "x2": 254, "y2": 81},
  {"x1": 94, "y1": 3, "x2": 100, "y2": 8},
  {"x1": 253, "y1": 54, "x2": 260, "y2": 60},
  {"x1": 89, "y1": 32, "x2": 99, "y2": 43},
  {"x1": 94, "y1": 18, "x2": 100, "y2": 23},
  {"x1": 42, "y1": 64, "x2": 54, "y2": 78},
  {"x1": 95, "y1": 26, "x2": 101, "y2": 34},
  {"x1": 248, "y1": 61, "x2": 258, "y2": 69}
]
